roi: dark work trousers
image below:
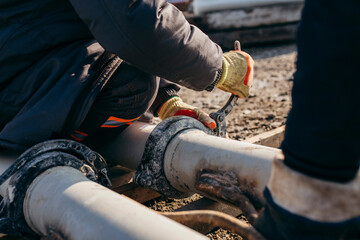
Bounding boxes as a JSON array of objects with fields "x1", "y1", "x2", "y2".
[
  {"x1": 282, "y1": 0, "x2": 360, "y2": 182},
  {"x1": 71, "y1": 63, "x2": 159, "y2": 149}
]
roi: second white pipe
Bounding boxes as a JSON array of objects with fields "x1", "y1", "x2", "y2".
[
  {"x1": 23, "y1": 166, "x2": 207, "y2": 240},
  {"x1": 164, "y1": 129, "x2": 281, "y2": 201}
]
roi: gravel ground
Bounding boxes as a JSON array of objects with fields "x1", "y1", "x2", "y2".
[{"x1": 150, "y1": 43, "x2": 297, "y2": 239}]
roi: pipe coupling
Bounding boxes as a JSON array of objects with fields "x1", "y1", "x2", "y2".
[
  {"x1": 134, "y1": 116, "x2": 212, "y2": 199},
  {"x1": 0, "y1": 140, "x2": 110, "y2": 238}
]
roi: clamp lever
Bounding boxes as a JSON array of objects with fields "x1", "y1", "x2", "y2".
[
  {"x1": 210, "y1": 94, "x2": 238, "y2": 137},
  {"x1": 210, "y1": 41, "x2": 241, "y2": 138}
]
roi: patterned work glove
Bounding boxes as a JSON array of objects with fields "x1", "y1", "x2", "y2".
[
  {"x1": 157, "y1": 97, "x2": 216, "y2": 130},
  {"x1": 216, "y1": 50, "x2": 254, "y2": 98}
]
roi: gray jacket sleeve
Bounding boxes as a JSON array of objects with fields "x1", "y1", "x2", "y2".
[{"x1": 69, "y1": 0, "x2": 223, "y2": 91}]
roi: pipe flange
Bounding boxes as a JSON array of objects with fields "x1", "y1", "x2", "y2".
[
  {"x1": 134, "y1": 116, "x2": 212, "y2": 199},
  {"x1": 0, "y1": 140, "x2": 111, "y2": 238}
]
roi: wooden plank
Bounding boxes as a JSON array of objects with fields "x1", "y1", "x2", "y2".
[
  {"x1": 244, "y1": 126, "x2": 285, "y2": 148},
  {"x1": 205, "y1": 3, "x2": 303, "y2": 30},
  {"x1": 184, "y1": 3, "x2": 302, "y2": 47},
  {"x1": 112, "y1": 182, "x2": 161, "y2": 204},
  {"x1": 208, "y1": 23, "x2": 298, "y2": 49},
  {"x1": 192, "y1": 0, "x2": 303, "y2": 16},
  {"x1": 109, "y1": 166, "x2": 161, "y2": 203},
  {"x1": 109, "y1": 166, "x2": 134, "y2": 189}
]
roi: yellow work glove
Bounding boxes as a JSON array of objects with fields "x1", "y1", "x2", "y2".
[
  {"x1": 216, "y1": 51, "x2": 254, "y2": 98},
  {"x1": 158, "y1": 97, "x2": 216, "y2": 130}
]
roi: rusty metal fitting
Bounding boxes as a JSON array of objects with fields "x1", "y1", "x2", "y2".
[{"x1": 161, "y1": 210, "x2": 265, "y2": 240}]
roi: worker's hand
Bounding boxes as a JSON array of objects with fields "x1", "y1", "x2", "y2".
[
  {"x1": 216, "y1": 51, "x2": 254, "y2": 98},
  {"x1": 158, "y1": 97, "x2": 216, "y2": 130}
]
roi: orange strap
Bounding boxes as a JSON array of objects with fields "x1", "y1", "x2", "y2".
[
  {"x1": 101, "y1": 116, "x2": 140, "y2": 128},
  {"x1": 108, "y1": 116, "x2": 140, "y2": 123}
]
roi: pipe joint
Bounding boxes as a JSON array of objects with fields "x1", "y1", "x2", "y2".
[
  {"x1": 0, "y1": 140, "x2": 110, "y2": 238},
  {"x1": 134, "y1": 116, "x2": 212, "y2": 199}
]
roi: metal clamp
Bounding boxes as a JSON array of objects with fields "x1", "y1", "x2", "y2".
[{"x1": 134, "y1": 116, "x2": 212, "y2": 199}]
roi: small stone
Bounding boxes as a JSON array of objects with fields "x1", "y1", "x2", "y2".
[
  {"x1": 272, "y1": 122, "x2": 282, "y2": 127},
  {"x1": 266, "y1": 114, "x2": 276, "y2": 121}
]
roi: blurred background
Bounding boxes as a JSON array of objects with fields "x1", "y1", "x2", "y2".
[{"x1": 168, "y1": 0, "x2": 303, "y2": 50}]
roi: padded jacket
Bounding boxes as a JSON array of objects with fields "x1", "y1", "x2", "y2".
[{"x1": 0, "y1": 0, "x2": 223, "y2": 150}]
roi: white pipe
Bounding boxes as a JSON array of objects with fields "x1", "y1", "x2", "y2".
[
  {"x1": 99, "y1": 122, "x2": 155, "y2": 170},
  {"x1": 193, "y1": 0, "x2": 303, "y2": 16},
  {"x1": 23, "y1": 166, "x2": 207, "y2": 240},
  {"x1": 164, "y1": 129, "x2": 281, "y2": 201}
]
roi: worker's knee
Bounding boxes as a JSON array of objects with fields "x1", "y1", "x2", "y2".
[
  {"x1": 125, "y1": 69, "x2": 159, "y2": 118},
  {"x1": 95, "y1": 63, "x2": 159, "y2": 119}
]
